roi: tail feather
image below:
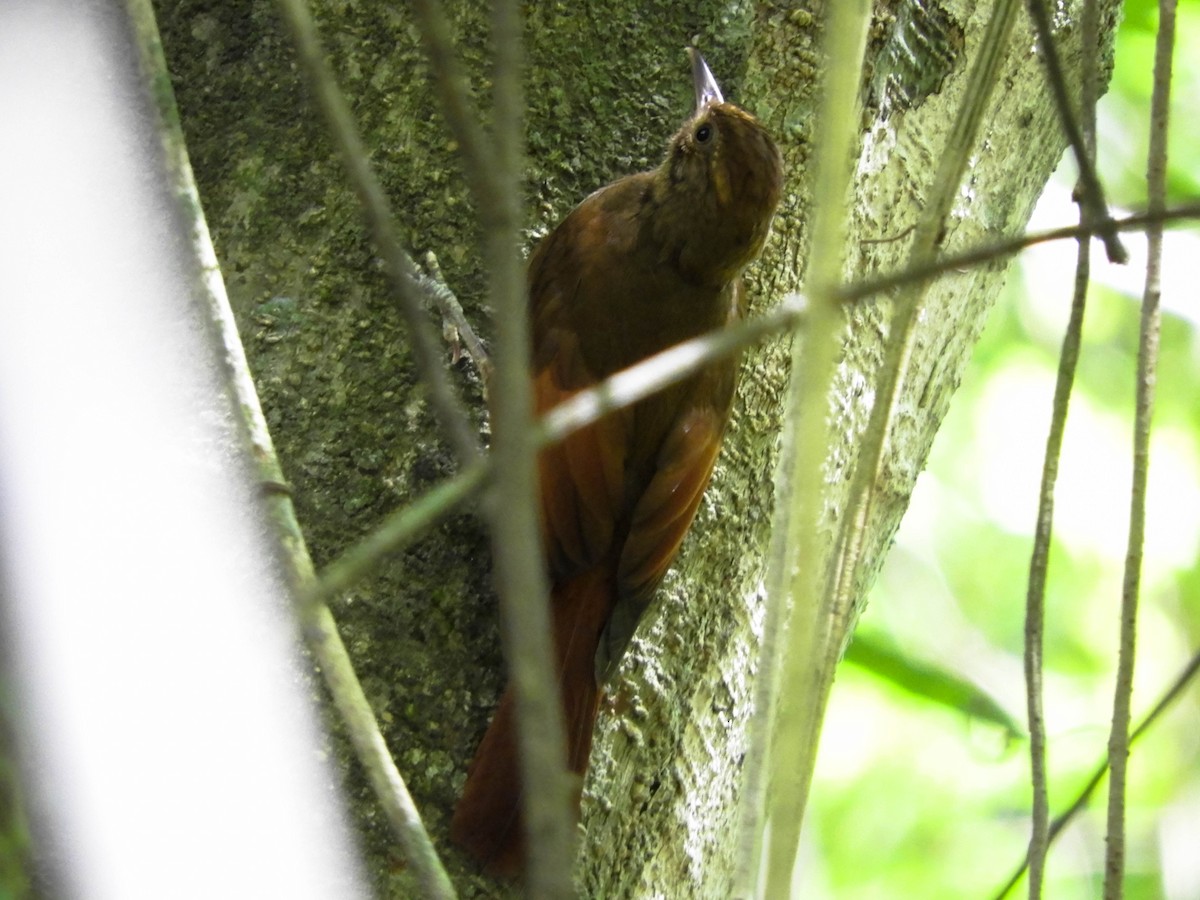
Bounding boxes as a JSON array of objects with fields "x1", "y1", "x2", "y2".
[{"x1": 450, "y1": 567, "x2": 614, "y2": 876}]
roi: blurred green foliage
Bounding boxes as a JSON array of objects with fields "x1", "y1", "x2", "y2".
[{"x1": 815, "y1": 2, "x2": 1200, "y2": 897}]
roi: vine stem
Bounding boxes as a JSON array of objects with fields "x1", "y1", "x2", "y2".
[{"x1": 1103, "y1": 1, "x2": 1175, "y2": 896}]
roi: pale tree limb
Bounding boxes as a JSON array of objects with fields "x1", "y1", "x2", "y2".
[
  {"x1": 129, "y1": 2, "x2": 457, "y2": 894},
  {"x1": 838, "y1": 203, "x2": 1200, "y2": 303},
  {"x1": 731, "y1": 1, "x2": 873, "y2": 895},
  {"x1": 307, "y1": 296, "x2": 807, "y2": 614},
  {"x1": 828, "y1": 0, "x2": 1021, "y2": 647},
  {"x1": 478, "y1": 0, "x2": 577, "y2": 893},
  {"x1": 994, "y1": 646, "x2": 1200, "y2": 899},
  {"x1": 1104, "y1": 1, "x2": 1175, "y2": 896},
  {"x1": 274, "y1": 0, "x2": 481, "y2": 466},
  {"x1": 305, "y1": 462, "x2": 488, "y2": 610}
]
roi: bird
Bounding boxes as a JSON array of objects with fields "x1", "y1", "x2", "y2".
[{"x1": 450, "y1": 48, "x2": 783, "y2": 877}]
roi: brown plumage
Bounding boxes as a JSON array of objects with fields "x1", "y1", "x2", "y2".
[{"x1": 451, "y1": 50, "x2": 783, "y2": 877}]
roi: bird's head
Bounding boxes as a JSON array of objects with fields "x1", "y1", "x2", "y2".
[{"x1": 652, "y1": 49, "x2": 784, "y2": 286}]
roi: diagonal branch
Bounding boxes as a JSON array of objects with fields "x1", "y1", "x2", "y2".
[
  {"x1": 837, "y1": 202, "x2": 1200, "y2": 303},
  {"x1": 298, "y1": 197, "x2": 1200, "y2": 614},
  {"x1": 743, "y1": 0, "x2": 872, "y2": 893},
  {"x1": 304, "y1": 463, "x2": 488, "y2": 609}
]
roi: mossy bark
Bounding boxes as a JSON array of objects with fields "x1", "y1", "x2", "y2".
[{"x1": 153, "y1": 0, "x2": 1117, "y2": 896}]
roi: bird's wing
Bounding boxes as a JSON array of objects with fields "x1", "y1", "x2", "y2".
[
  {"x1": 527, "y1": 192, "x2": 633, "y2": 580},
  {"x1": 532, "y1": 358, "x2": 628, "y2": 577},
  {"x1": 596, "y1": 369, "x2": 735, "y2": 681}
]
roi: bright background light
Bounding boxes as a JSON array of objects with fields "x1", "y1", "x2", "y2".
[{"x1": 0, "y1": 5, "x2": 365, "y2": 897}]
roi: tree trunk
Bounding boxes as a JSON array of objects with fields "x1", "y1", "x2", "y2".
[{"x1": 154, "y1": 0, "x2": 1118, "y2": 895}]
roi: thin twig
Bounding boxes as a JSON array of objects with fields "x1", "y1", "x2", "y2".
[
  {"x1": 302, "y1": 298, "x2": 808, "y2": 610},
  {"x1": 477, "y1": 0, "x2": 576, "y2": 893},
  {"x1": 131, "y1": 5, "x2": 456, "y2": 893},
  {"x1": 993, "y1": 646, "x2": 1200, "y2": 900},
  {"x1": 424, "y1": 252, "x2": 492, "y2": 387},
  {"x1": 1023, "y1": 0, "x2": 1104, "y2": 887},
  {"x1": 1023, "y1": 221, "x2": 1089, "y2": 900},
  {"x1": 274, "y1": 0, "x2": 481, "y2": 466},
  {"x1": 1103, "y1": 2, "x2": 1175, "y2": 896},
  {"x1": 410, "y1": 0, "x2": 497, "y2": 212},
  {"x1": 837, "y1": 202, "x2": 1200, "y2": 304},
  {"x1": 1025, "y1": 0, "x2": 1127, "y2": 264},
  {"x1": 539, "y1": 295, "x2": 806, "y2": 445}
]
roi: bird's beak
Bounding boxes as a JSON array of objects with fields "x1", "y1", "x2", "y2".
[{"x1": 688, "y1": 48, "x2": 724, "y2": 113}]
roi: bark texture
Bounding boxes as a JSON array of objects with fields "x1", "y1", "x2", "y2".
[{"x1": 154, "y1": 0, "x2": 1118, "y2": 895}]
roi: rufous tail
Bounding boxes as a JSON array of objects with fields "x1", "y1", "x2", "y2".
[{"x1": 450, "y1": 566, "x2": 614, "y2": 877}]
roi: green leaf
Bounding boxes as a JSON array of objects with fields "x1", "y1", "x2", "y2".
[{"x1": 844, "y1": 633, "x2": 1023, "y2": 739}]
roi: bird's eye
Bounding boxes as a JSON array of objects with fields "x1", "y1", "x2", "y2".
[{"x1": 695, "y1": 123, "x2": 713, "y2": 143}]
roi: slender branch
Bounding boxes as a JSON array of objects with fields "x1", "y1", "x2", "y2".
[
  {"x1": 837, "y1": 201, "x2": 1200, "y2": 304},
  {"x1": 299, "y1": 604, "x2": 458, "y2": 899},
  {"x1": 1023, "y1": 1, "x2": 1103, "y2": 889},
  {"x1": 539, "y1": 295, "x2": 806, "y2": 444},
  {"x1": 1023, "y1": 220, "x2": 1089, "y2": 900},
  {"x1": 424, "y1": 251, "x2": 492, "y2": 387},
  {"x1": 1103, "y1": 2, "x2": 1174, "y2": 895},
  {"x1": 302, "y1": 298, "x2": 808, "y2": 610},
  {"x1": 511, "y1": 197, "x2": 1200, "y2": 436},
  {"x1": 993, "y1": 646, "x2": 1200, "y2": 900},
  {"x1": 274, "y1": 0, "x2": 481, "y2": 466},
  {"x1": 213, "y1": 122, "x2": 460, "y2": 900},
  {"x1": 294, "y1": 195, "x2": 1200, "y2": 616},
  {"x1": 1025, "y1": 0, "x2": 1127, "y2": 263},
  {"x1": 131, "y1": 4, "x2": 456, "y2": 893},
  {"x1": 478, "y1": 1, "x2": 576, "y2": 893}
]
